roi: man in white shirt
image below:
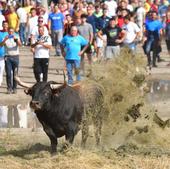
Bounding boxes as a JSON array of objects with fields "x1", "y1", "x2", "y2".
[
  {"x1": 16, "y1": 2, "x2": 27, "y2": 45},
  {"x1": 0, "y1": 11, "x2": 5, "y2": 31},
  {"x1": 31, "y1": 26, "x2": 52, "y2": 82},
  {"x1": 30, "y1": 16, "x2": 49, "y2": 40},
  {"x1": 27, "y1": 8, "x2": 38, "y2": 45},
  {"x1": 122, "y1": 15, "x2": 140, "y2": 52},
  {"x1": 104, "y1": 0, "x2": 117, "y2": 17},
  {"x1": 136, "y1": 1, "x2": 146, "y2": 40}
]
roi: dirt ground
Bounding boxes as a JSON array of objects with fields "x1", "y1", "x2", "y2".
[{"x1": 0, "y1": 45, "x2": 170, "y2": 169}]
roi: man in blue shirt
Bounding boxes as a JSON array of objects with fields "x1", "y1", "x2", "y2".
[
  {"x1": 0, "y1": 21, "x2": 8, "y2": 86},
  {"x1": 60, "y1": 26, "x2": 88, "y2": 85},
  {"x1": 145, "y1": 11, "x2": 163, "y2": 67},
  {"x1": 48, "y1": 5, "x2": 64, "y2": 56}
]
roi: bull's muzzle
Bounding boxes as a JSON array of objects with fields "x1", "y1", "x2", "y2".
[{"x1": 30, "y1": 101, "x2": 41, "y2": 110}]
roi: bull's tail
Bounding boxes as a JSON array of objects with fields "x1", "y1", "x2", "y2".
[{"x1": 63, "y1": 69, "x2": 67, "y2": 85}]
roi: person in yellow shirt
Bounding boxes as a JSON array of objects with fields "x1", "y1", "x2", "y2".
[
  {"x1": 24, "y1": 0, "x2": 34, "y2": 14},
  {"x1": 144, "y1": 0, "x2": 152, "y2": 13},
  {"x1": 6, "y1": 6, "x2": 19, "y2": 32}
]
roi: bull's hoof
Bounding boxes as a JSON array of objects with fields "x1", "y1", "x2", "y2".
[
  {"x1": 51, "y1": 151, "x2": 57, "y2": 156},
  {"x1": 81, "y1": 142, "x2": 86, "y2": 149},
  {"x1": 61, "y1": 142, "x2": 70, "y2": 151},
  {"x1": 50, "y1": 147, "x2": 57, "y2": 156}
]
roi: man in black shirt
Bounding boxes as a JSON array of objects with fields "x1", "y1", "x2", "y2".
[{"x1": 97, "y1": 16, "x2": 126, "y2": 60}]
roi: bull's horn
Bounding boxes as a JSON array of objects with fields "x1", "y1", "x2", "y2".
[
  {"x1": 50, "y1": 84, "x2": 64, "y2": 90},
  {"x1": 14, "y1": 76, "x2": 33, "y2": 88}
]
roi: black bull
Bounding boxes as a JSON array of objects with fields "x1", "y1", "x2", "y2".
[{"x1": 15, "y1": 77, "x2": 104, "y2": 154}]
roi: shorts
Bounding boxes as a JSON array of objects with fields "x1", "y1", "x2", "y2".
[
  {"x1": 81, "y1": 44, "x2": 92, "y2": 54},
  {"x1": 105, "y1": 46, "x2": 120, "y2": 59},
  {"x1": 96, "y1": 36, "x2": 103, "y2": 48}
]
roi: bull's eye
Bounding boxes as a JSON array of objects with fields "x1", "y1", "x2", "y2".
[{"x1": 44, "y1": 91, "x2": 49, "y2": 96}]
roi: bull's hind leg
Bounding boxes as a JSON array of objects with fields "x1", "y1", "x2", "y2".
[
  {"x1": 93, "y1": 116, "x2": 102, "y2": 146},
  {"x1": 81, "y1": 119, "x2": 89, "y2": 148},
  {"x1": 64, "y1": 121, "x2": 78, "y2": 149}
]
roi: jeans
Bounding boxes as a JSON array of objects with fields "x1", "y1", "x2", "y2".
[
  {"x1": 52, "y1": 29, "x2": 63, "y2": 55},
  {"x1": 19, "y1": 23, "x2": 26, "y2": 44},
  {"x1": 66, "y1": 60, "x2": 81, "y2": 85},
  {"x1": 33, "y1": 58, "x2": 49, "y2": 82},
  {"x1": 145, "y1": 36, "x2": 159, "y2": 66},
  {"x1": 124, "y1": 42, "x2": 137, "y2": 54},
  {"x1": 5, "y1": 55, "x2": 19, "y2": 91},
  {"x1": 0, "y1": 57, "x2": 4, "y2": 85}
]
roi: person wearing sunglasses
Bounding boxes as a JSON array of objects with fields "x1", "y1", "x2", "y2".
[
  {"x1": 31, "y1": 26, "x2": 52, "y2": 82},
  {"x1": 30, "y1": 16, "x2": 49, "y2": 42}
]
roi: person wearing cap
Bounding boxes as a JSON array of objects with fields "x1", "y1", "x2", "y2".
[
  {"x1": 97, "y1": 16, "x2": 126, "y2": 60},
  {"x1": 60, "y1": 26, "x2": 88, "y2": 85}
]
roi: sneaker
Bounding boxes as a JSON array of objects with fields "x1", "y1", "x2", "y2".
[
  {"x1": 56, "y1": 51, "x2": 62, "y2": 57},
  {"x1": 152, "y1": 64, "x2": 158, "y2": 68},
  {"x1": 7, "y1": 89, "x2": 12, "y2": 94},
  {"x1": 146, "y1": 64, "x2": 152, "y2": 70},
  {"x1": 12, "y1": 89, "x2": 17, "y2": 94},
  {"x1": 157, "y1": 58, "x2": 165, "y2": 62}
]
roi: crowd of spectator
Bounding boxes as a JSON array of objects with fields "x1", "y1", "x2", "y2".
[{"x1": 0, "y1": 0, "x2": 170, "y2": 90}]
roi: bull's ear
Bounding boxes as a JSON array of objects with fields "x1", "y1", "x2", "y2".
[{"x1": 24, "y1": 88, "x2": 32, "y2": 95}]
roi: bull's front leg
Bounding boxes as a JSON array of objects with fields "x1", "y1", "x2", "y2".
[
  {"x1": 50, "y1": 137, "x2": 58, "y2": 154},
  {"x1": 41, "y1": 122, "x2": 57, "y2": 154},
  {"x1": 64, "y1": 121, "x2": 77, "y2": 150}
]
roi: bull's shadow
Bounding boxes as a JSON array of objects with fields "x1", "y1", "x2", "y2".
[{"x1": 0, "y1": 143, "x2": 50, "y2": 159}]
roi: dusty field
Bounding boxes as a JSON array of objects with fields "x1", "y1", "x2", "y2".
[
  {"x1": 0, "y1": 46, "x2": 170, "y2": 169},
  {"x1": 0, "y1": 125, "x2": 170, "y2": 169}
]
